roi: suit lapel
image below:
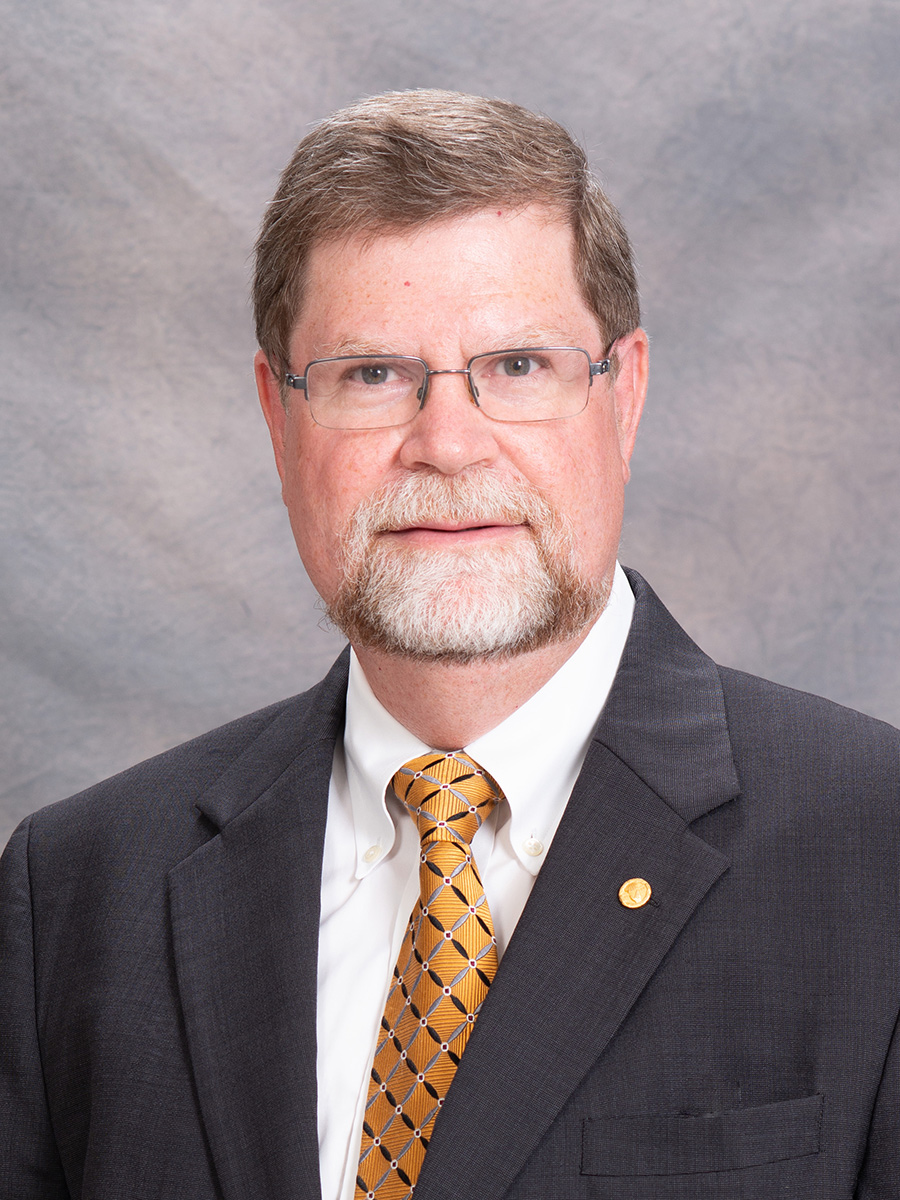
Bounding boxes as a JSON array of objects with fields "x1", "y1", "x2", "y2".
[
  {"x1": 414, "y1": 572, "x2": 740, "y2": 1200},
  {"x1": 168, "y1": 654, "x2": 349, "y2": 1200}
]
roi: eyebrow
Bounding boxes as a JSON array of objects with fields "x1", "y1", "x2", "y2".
[
  {"x1": 494, "y1": 326, "x2": 594, "y2": 350},
  {"x1": 315, "y1": 338, "x2": 398, "y2": 359},
  {"x1": 315, "y1": 327, "x2": 597, "y2": 361}
]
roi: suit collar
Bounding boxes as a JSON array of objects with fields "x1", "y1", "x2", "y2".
[
  {"x1": 598, "y1": 568, "x2": 741, "y2": 822},
  {"x1": 194, "y1": 647, "x2": 350, "y2": 832}
]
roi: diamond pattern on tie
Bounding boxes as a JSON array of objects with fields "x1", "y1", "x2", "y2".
[{"x1": 356, "y1": 751, "x2": 504, "y2": 1200}]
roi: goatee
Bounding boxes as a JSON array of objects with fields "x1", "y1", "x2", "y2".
[{"x1": 326, "y1": 471, "x2": 608, "y2": 663}]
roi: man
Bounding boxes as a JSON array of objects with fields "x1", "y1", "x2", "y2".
[{"x1": 1, "y1": 90, "x2": 897, "y2": 1200}]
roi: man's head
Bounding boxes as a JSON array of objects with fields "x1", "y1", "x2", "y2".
[
  {"x1": 254, "y1": 92, "x2": 648, "y2": 665},
  {"x1": 253, "y1": 89, "x2": 640, "y2": 379}
]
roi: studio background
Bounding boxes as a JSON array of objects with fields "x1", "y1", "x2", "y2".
[{"x1": 2, "y1": 0, "x2": 898, "y2": 848}]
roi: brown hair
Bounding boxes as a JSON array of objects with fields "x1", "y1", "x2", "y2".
[{"x1": 253, "y1": 89, "x2": 640, "y2": 375}]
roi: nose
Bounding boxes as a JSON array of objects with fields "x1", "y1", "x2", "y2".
[{"x1": 397, "y1": 369, "x2": 500, "y2": 476}]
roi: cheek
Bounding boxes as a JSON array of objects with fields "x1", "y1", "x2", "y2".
[
  {"x1": 531, "y1": 418, "x2": 626, "y2": 511},
  {"x1": 281, "y1": 429, "x2": 401, "y2": 593},
  {"x1": 533, "y1": 421, "x2": 629, "y2": 560},
  {"x1": 280, "y1": 436, "x2": 348, "y2": 591},
  {"x1": 285, "y1": 422, "x2": 353, "y2": 524}
]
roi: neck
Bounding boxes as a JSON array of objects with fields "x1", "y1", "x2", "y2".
[{"x1": 352, "y1": 628, "x2": 595, "y2": 749}]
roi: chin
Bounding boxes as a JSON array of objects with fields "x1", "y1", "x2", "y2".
[{"x1": 326, "y1": 538, "x2": 606, "y2": 664}]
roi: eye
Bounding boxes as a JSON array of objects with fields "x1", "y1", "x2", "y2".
[
  {"x1": 499, "y1": 354, "x2": 539, "y2": 377},
  {"x1": 352, "y1": 363, "x2": 397, "y2": 386}
]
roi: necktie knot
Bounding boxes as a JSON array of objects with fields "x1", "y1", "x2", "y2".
[{"x1": 392, "y1": 750, "x2": 504, "y2": 846}]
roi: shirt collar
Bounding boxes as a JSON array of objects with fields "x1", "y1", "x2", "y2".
[
  {"x1": 343, "y1": 562, "x2": 635, "y2": 878},
  {"x1": 343, "y1": 661, "x2": 430, "y2": 879}
]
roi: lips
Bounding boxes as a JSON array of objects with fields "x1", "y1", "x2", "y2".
[
  {"x1": 376, "y1": 522, "x2": 529, "y2": 556},
  {"x1": 389, "y1": 520, "x2": 523, "y2": 533}
]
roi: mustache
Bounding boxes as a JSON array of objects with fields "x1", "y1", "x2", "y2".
[{"x1": 347, "y1": 470, "x2": 555, "y2": 537}]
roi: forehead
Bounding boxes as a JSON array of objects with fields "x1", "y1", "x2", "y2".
[{"x1": 291, "y1": 205, "x2": 601, "y2": 358}]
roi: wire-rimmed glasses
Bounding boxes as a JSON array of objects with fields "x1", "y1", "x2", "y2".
[{"x1": 285, "y1": 347, "x2": 611, "y2": 430}]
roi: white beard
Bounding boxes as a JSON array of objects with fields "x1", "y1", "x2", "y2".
[{"x1": 326, "y1": 471, "x2": 608, "y2": 663}]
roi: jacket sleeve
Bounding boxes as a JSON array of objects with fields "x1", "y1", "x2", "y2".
[
  {"x1": 856, "y1": 1001, "x2": 900, "y2": 1198},
  {"x1": 0, "y1": 818, "x2": 69, "y2": 1199}
]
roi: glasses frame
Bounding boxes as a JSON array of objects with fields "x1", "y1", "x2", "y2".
[{"x1": 284, "y1": 346, "x2": 611, "y2": 430}]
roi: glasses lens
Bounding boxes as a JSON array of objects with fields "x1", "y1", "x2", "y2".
[
  {"x1": 468, "y1": 348, "x2": 591, "y2": 422},
  {"x1": 305, "y1": 356, "x2": 426, "y2": 429}
]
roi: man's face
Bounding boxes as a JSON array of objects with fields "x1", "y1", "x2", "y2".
[{"x1": 257, "y1": 205, "x2": 647, "y2": 660}]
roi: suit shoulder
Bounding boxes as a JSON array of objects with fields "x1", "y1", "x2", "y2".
[
  {"x1": 33, "y1": 695, "x2": 293, "y2": 821},
  {"x1": 21, "y1": 652, "x2": 349, "y2": 864},
  {"x1": 716, "y1": 663, "x2": 899, "y2": 740},
  {"x1": 716, "y1": 663, "x2": 900, "y2": 788}
]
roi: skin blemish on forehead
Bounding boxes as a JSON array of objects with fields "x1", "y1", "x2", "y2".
[{"x1": 404, "y1": 281, "x2": 411, "y2": 286}]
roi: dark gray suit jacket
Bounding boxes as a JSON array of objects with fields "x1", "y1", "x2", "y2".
[{"x1": 2, "y1": 572, "x2": 898, "y2": 1199}]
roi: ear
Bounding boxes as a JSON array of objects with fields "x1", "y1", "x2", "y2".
[
  {"x1": 255, "y1": 348, "x2": 288, "y2": 487},
  {"x1": 611, "y1": 327, "x2": 649, "y2": 483}
]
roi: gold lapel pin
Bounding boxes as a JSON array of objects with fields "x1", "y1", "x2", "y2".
[{"x1": 618, "y1": 878, "x2": 652, "y2": 908}]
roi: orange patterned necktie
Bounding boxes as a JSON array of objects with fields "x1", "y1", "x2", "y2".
[{"x1": 356, "y1": 750, "x2": 505, "y2": 1199}]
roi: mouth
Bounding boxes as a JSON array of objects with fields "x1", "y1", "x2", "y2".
[{"x1": 380, "y1": 521, "x2": 528, "y2": 547}]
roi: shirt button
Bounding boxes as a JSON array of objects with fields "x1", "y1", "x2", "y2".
[
  {"x1": 522, "y1": 836, "x2": 544, "y2": 857},
  {"x1": 363, "y1": 845, "x2": 382, "y2": 864}
]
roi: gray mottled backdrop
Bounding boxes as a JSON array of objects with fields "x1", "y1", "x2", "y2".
[{"x1": 2, "y1": 0, "x2": 899, "y2": 848}]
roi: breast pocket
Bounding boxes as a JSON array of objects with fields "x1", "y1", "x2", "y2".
[{"x1": 581, "y1": 1094, "x2": 822, "y2": 1178}]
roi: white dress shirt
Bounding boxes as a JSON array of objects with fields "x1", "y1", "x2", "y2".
[{"x1": 316, "y1": 563, "x2": 635, "y2": 1200}]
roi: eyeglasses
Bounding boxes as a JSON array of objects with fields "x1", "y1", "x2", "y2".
[{"x1": 285, "y1": 347, "x2": 611, "y2": 430}]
